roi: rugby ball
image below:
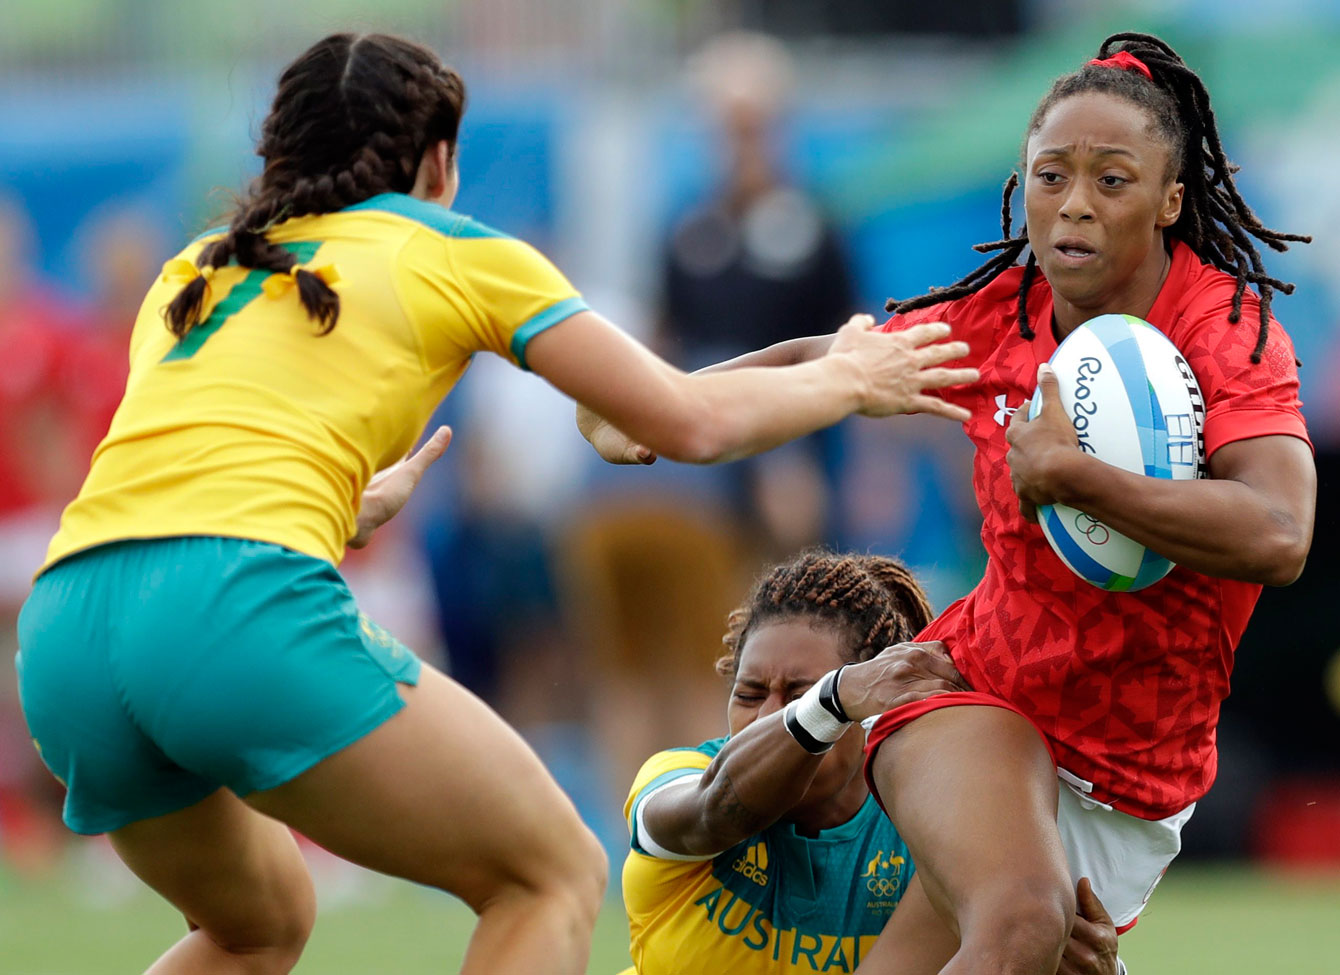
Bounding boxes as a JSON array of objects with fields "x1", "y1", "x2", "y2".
[{"x1": 1028, "y1": 314, "x2": 1205, "y2": 592}]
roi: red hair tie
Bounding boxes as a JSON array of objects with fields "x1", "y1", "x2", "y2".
[{"x1": 1086, "y1": 50, "x2": 1153, "y2": 82}]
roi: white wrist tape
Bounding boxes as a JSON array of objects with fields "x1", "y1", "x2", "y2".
[{"x1": 783, "y1": 666, "x2": 852, "y2": 754}]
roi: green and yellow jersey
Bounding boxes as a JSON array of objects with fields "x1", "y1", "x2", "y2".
[
  {"x1": 620, "y1": 738, "x2": 915, "y2": 975},
  {"x1": 42, "y1": 193, "x2": 586, "y2": 571}
]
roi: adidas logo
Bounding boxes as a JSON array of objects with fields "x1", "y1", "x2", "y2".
[{"x1": 731, "y1": 841, "x2": 769, "y2": 886}]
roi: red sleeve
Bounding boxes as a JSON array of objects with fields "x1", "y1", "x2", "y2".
[{"x1": 1174, "y1": 292, "x2": 1311, "y2": 458}]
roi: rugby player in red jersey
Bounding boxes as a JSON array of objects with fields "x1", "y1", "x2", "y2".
[{"x1": 580, "y1": 32, "x2": 1314, "y2": 975}]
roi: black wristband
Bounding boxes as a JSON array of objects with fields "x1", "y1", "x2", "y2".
[{"x1": 818, "y1": 664, "x2": 852, "y2": 724}]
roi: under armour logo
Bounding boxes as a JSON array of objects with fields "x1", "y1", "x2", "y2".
[{"x1": 994, "y1": 394, "x2": 1022, "y2": 426}]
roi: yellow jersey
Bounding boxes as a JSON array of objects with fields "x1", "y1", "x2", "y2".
[
  {"x1": 42, "y1": 193, "x2": 587, "y2": 570},
  {"x1": 620, "y1": 738, "x2": 914, "y2": 975}
]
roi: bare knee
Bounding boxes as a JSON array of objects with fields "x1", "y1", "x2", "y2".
[
  {"x1": 959, "y1": 876, "x2": 1075, "y2": 975},
  {"x1": 525, "y1": 820, "x2": 607, "y2": 922},
  {"x1": 205, "y1": 864, "x2": 316, "y2": 969},
  {"x1": 474, "y1": 817, "x2": 607, "y2": 926}
]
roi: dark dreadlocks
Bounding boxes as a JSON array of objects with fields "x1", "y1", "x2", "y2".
[
  {"x1": 716, "y1": 549, "x2": 934, "y2": 679},
  {"x1": 887, "y1": 32, "x2": 1310, "y2": 364}
]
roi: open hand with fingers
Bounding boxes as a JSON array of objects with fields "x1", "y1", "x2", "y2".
[
  {"x1": 835, "y1": 641, "x2": 971, "y2": 724},
  {"x1": 828, "y1": 316, "x2": 979, "y2": 422},
  {"x1": 1006, "y1": 362, "x2": 1082, "y2": 523},
  {"x1": 349, "y1": 425, "x2": 453, "y2": 548}
]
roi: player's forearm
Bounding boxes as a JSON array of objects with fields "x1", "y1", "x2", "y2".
[
  {"x1": 668, "y1": 355, "x2": 866, "y2": 463},
  {"x1": 675, "y1": 716, "x2": 826, "y2": 854},
  {"x1": 1045, "y1": 451, "x2": 1308, "y2": 585},
  {"x1": 692, "y1": 333, "x2": 835, "y2": 374}
]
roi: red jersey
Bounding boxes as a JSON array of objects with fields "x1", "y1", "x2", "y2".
[{"x1": 883, "y1": 241, "x2": 1310, "y2": 820}]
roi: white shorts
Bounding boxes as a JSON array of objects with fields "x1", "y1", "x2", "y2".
[{"x1": 1055, "y1": 768, "x2": 1195, "y2": 931}]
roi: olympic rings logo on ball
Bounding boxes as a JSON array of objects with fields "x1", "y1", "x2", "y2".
[
  {"x1": 866, "y1": 877, "x2": 902, "y2": 897},
  {"x1": 1073, "y1": 513, "x2": 1110, "y2": 545}
]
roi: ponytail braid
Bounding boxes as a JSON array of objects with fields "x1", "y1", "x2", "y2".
[{"x1": 166, "y1": 32, "x2": 467, "y2": 339}]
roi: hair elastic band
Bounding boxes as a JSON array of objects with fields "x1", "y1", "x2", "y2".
[
  {"x1": 1086, "y1": 51, "x2": 1153, "y2": 82},
  {"x1": 262, "y1": 262, "x2": 343, "y2": 300},
  {"x1": 161, "y1": 257, "x2": 216, "y2": 288}
]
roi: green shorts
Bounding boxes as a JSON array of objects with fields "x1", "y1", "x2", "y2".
[{"x1": 15, "y1": 536, "x2": 421, "y2": 835}]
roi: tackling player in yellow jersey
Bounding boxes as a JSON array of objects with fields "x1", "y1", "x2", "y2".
[
  {"x1": 13, "y1": 32, "x2": 977, "y2": 975},
  {"x1": 618, "y1": 551, "x2": 1123, "y2": 975}
]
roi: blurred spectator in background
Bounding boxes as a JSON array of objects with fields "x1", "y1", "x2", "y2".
[
  {"x1": 660, "y1": 31, "x2": 855, "y2": 370},
  {"x1": 0, "y1": 195, "x2": 90, "y2": 875},
  {"x1": 63, "y1": 203, "x2": 167, "y2": 460},
  {"x1": 0, "y1": 197, "x2": 90, "y2": 519},
  {"x1": 658, "y1": 30, "x2": 857, "y2": 560},
  {"x1": 418, "y1": 355, "x2": 582, "y2": 713},
  {"x1": 547, "y1": 32, "x2": 862, "y2": 810}
]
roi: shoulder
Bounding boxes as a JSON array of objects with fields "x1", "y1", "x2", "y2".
[
  {"x1": 882, "y1": 264, "x2": 1027, "y2": 337},
  {"x1": 340, "y1": 193, "x2": 515, "y2": 243},
  {"x1": 625, "y1": 741, "x2": 721, "y2": 810},
  {"x1": 1162, "y1": 243, "x2": 1299, "y2": 379}
]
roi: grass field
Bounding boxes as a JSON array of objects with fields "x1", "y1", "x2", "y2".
[{"x1": 3, "y1": 853, "x2": 1339, "y2": 974}]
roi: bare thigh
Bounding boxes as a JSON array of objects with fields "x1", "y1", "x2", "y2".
[
  {"x1": 109, "y1": 789, "x2": 315, "y2": 954},
  {"x1": 868, "y1": 706, "x2": 1073, "y2": 939},
  {"x1": 243, "y1": 662, "x2": 604, "y2": 910},
  {"x1": 855, "y1": 873, "x2": 958, "y2": 975}
]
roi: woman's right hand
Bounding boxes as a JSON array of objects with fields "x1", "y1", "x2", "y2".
[
  {"x1": 836, "y1": 641, "x2": 971, "y2": 723},
  {"x1": 826, "y1": 316, "x2": 978, "y2": 422}
]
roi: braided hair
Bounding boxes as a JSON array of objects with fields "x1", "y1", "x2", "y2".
[
  {"x1": 716, "y1": 549, "x2": 934, "y2": 679},
  {"x1": 889, "y1": 32, "x2": 1310, "y2": 364},
  {"x1": 166, "y1": 33, "x2": 467, "y2": 338}
]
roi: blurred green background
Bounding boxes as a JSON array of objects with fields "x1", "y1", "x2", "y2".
[{"x1": 4, "y1": 858, "x2": 1340, "y2": 974}]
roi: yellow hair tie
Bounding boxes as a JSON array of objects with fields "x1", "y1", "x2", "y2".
[
  {"x1": 262, "y1": 262, "x2": 343, "y2": 300},
  {"x1": 161, "y1": 258, "x2": 217, "y2": 292}
]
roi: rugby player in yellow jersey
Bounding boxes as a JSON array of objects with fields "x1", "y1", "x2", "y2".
[
  {"x1": 12, "y1": 32, "x2": 978, "y2": 975},
  {"x1": 620, "y1": 551, "x2": 1123, "y2": 975}
]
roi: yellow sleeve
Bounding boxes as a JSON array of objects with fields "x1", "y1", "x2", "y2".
[
  {"x1": 624, "y1": 747, "x2": 713, "y2": 854},
  {"x1": 621, "y1": 749, "x2": 718, "y2": 935},
  {"x1": 395, "y1": 221, "x2": 588, "y2": 372}
]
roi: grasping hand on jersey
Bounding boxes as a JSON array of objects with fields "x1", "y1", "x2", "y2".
[
  {"x1": 836, "y1": 641, "x2": 970, "y2": 722},
  {"x1": 348, "y1": 426, "x2": 452, "y2": 549},
  {"x1": 1059, "y1": 878, "x2": 1122, "y2": 975}
]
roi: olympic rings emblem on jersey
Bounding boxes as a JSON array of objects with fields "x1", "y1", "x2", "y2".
[
  {"x1": 866, "y1": 877, "x2": 902, "y2": 897},
  {"x1": 1073, "y1": 512, "x2": 1110, "y2": 545}
]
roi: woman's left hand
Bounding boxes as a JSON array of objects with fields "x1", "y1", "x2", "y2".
[
  {"x1": 349, "y1": 426, "x2": 452, "y2": 549},
  {"x1": 1006, "y1": 363, "x2": 1081, "y2": 523},
  {"x1": 1058, "y1": 878, "x2": 1121, "y2": 975}
]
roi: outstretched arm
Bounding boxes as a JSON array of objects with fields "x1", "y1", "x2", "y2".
[
  {"x1": 640, "y1": 643, "x2": 967, "y2": 859},
  {"x1": 1007, "y1": 364, "x2": 1314, "y2": 585},
  {"x1": 543, "y1": 311, "x2": 973, "y2": 466},
  {"x1": 575, "y1": 333, "x2": 840, "y2": 465}
]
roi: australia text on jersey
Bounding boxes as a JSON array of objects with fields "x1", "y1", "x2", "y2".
[{"x1": 693, "y1": 883, "x2": 878, "y2": 973}]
